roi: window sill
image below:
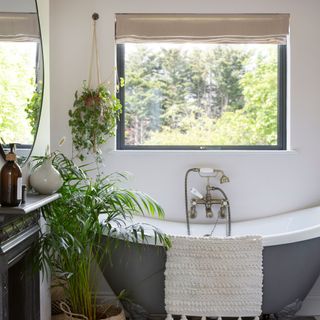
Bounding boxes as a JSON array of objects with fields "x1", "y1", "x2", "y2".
[{"x1": 110, "y1": 149, "x2": 297, "y2": 156}]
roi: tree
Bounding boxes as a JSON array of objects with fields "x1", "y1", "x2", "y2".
[
  {"x1": 125, "y1": 46, "x2": 162, "y2": 145},
  {"x1": 187, "y1": 46, "x2": 248, "y2": 118},
  {"x1": 0, "y1": 42, "x2": 36, "y2": 144},
  {"x1": 124, "y1": 43, "x2": 277, "y2": 147},
  {"x1": 208, "y1": 46, "x2": 247, "y2": 113},
  {"x1": 145, "y1": 46, "x2": 278, "y2": 146},
  {"x1": 157, "y1": 48, "x2": 193, "y2": 129}
]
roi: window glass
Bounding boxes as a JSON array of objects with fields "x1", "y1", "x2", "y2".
[{"x1": 117, "y1": 42, "x2": 286, "y2": 149}]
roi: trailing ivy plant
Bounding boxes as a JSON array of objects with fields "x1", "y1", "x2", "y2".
[{"x1": 68, "y1": 82, "x2": 123, "y2": 161}]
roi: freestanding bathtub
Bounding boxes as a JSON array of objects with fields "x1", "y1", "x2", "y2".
[{"x1": 99, "y1": 206, "x2": 320, "y2": 317}]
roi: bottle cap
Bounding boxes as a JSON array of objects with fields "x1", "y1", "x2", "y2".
[
  {"x1": 5, "y1": 144, "x2": 16, "y2": 161},
  {"x1": 6, "y1": 153, "x2": 16, "y2": 161}
]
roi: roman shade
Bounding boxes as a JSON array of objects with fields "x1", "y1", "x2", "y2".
[
  {"x1": 115, "y1": 13, "x2": 289, "y2": 44},
  {"x1": 0, "y1": 13, "x2": 40, "y2": 41}
]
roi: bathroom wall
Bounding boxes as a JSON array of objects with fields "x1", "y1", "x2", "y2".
[{"x1": 50, "y1": 0, "x2": 320, "y2": 223}]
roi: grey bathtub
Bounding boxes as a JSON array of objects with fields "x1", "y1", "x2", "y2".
[{"x1": 99, "y1": 207, "x2": 320, "y2": 316}]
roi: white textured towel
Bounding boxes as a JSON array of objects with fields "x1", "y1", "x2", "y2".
[{"x1": 165, "y1": 235, "x2": 263, "y2": 319}]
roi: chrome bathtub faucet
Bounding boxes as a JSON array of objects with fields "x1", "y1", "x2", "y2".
[{"x1": 185, "y1": 168, "x2": 231, "y2": 236}]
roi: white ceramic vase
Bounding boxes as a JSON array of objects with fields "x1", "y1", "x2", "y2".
[{"x1": 30, "y1": 158, "x2": 63, "y2": 195}]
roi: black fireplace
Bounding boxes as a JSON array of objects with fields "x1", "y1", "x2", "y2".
[{"x1": 0, "y1": 194, "x2": 59, "y2": 320}]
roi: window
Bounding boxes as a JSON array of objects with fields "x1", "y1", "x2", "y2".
[{"x1": 116, "y1": 14, "x2": 289, "y2": 150}]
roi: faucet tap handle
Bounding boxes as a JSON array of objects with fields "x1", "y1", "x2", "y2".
[
  {"x1": 206, "y1": 205, "x2": 214, "y2": 218},
  {"x1": 219, "y1": 205, "x2": 226, "y2": 218},
  {"x1": 190, "y1": 202, "x2": 197, "y2": 219},
  {"x1": 190, "y1": 187, "x2": 203, "y2": 199}
]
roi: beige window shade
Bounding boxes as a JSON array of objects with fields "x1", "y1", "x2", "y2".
[
  {"x1": 115, "y1": 13, "x2": 289, "y2": 44},
  {"x1": 0, "y1": 13, "x2": 40, "y2": 41}
]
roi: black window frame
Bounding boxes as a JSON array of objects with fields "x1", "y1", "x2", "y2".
[{"x1": 116, "y1": 43, "x2": 287, "y2": 150}]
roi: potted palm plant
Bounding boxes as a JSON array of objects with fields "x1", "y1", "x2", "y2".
[{"x1": 34, "y1": 152, "x2": 170, "y2": 320}]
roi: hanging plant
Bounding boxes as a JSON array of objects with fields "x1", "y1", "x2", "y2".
[
  {"x1": 68, "y1": 82, "x2": 122, "y2": 161},
  {"x1": 68, "y1": 13, "x2": 123, "y2": 162}
]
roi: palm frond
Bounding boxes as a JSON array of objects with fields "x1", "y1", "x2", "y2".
[{"x1": 34, "y1": 153, "x2": 170, "y2": 320}]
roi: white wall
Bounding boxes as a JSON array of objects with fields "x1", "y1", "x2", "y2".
[{"x1": 50, "y1": 0, "x2": 320, "y2": 223}]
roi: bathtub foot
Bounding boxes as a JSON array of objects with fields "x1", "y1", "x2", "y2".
[
  {"x1": 272, "y1": 299, "x2": 303, "y2": 320},
  {"x1": 121, "y1": 299, "x2": 149, "y2": 320}
]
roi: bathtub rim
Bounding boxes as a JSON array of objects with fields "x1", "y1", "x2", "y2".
[{"x1": 101, "y1": 205, "x2": 320, "y2": 247}]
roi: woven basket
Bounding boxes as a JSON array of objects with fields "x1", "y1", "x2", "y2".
[
  {"x1": 51, "y1": 279, "x2": 68, "y2": 315},
  {"x1": 59, "y1": 301, "x2": 126, "y2": 320}
]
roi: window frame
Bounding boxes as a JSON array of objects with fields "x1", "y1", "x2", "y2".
[{"x1": 116, "y1": 43, "x2": 287, "y2": 151}]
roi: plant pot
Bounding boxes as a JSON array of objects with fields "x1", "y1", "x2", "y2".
[{"x1": 59, "y1": 301, "x2": 126, "y2": 320}]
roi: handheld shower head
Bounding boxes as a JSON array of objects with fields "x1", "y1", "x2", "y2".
[
  {"x1": 220, "y1": 174, "x2": 230, "y2": 184},
  {"x1": 213, "y1": 169, "x2": 230, "y2": 184}
]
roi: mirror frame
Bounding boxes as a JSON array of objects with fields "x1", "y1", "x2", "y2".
[
  {"x1": 0, "y1": 147, "x2": 5, "y2": 160},
  {"x1": 0, "y1": 0, "x2": 44, "y2": 166}
]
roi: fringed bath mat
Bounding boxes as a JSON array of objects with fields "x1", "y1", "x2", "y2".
[{"x1": 165, "y1": 235, "x2": 263, "y2": 320}]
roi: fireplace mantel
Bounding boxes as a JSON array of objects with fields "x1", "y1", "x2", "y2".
[{"x1": 0, "y1": 193, "x2": 60, "y2": 215}]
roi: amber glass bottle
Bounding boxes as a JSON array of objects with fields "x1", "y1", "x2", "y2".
[{"x1": 0, "y1": 145, "x2": 22, "y2": 207}]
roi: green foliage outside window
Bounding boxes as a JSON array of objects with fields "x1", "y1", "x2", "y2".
[
  {"x1": 0, "y1": 42, "x2": 36, "y2": 144},
  {"x1": 123, "y1": 44, "x2": 279, "y2": 147},
  {"x1": 25, "y1": 83, "x2": 42, "y2": 136}
]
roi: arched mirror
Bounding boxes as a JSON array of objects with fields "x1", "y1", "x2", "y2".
[{"x1": 0, "y1": 0, "x2": 43, "y2": 166}]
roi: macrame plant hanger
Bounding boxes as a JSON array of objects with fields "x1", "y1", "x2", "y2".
[
  {"x1": 88, "y1": 12, "x2": 101, "y2": 90},
  {"x1": 88, "y1": 12, "x2": 101, "y2": 154}
]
